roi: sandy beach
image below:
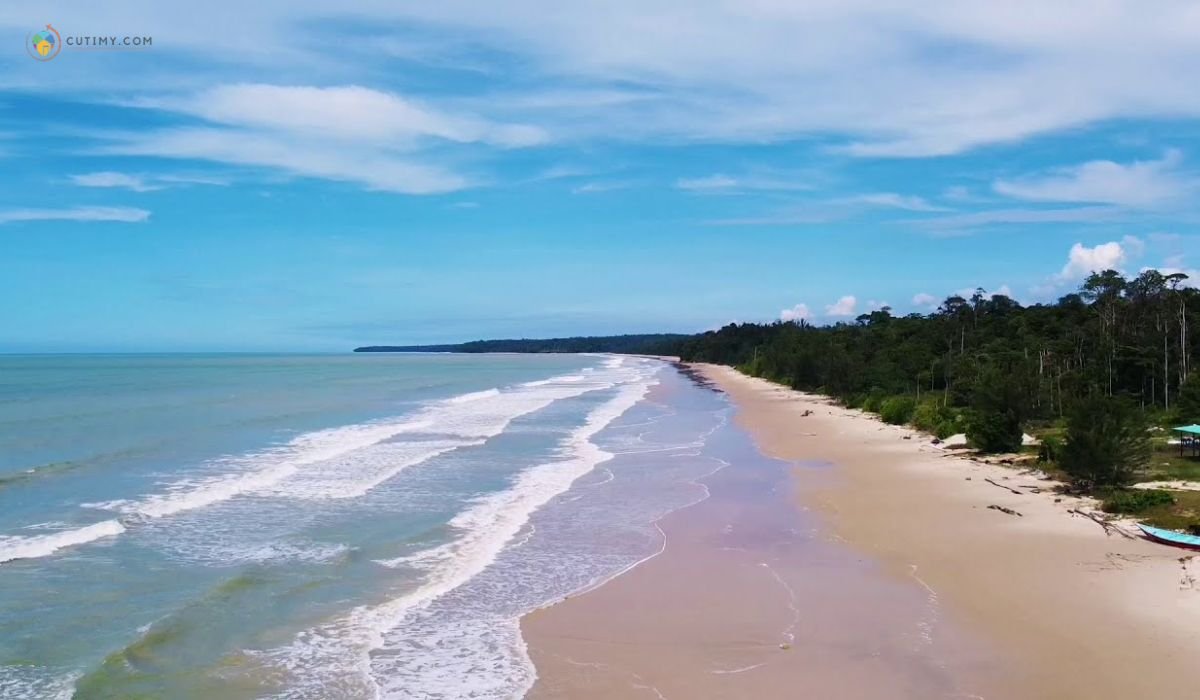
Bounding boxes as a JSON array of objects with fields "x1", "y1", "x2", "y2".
[{"x1": 522, "y1": 363, "x2": 1200, "y2": 699}]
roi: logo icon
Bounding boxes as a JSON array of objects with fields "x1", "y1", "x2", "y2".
[{"x1": 28, "y1": 24, "x2": 61, "y2": 61}]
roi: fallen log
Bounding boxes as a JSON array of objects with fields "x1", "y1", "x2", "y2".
[
  {"x1": 1068, "y1": 509, "x2": 1136, "y2": 539},
  {"x1": 988, "y1": 504, "x2": 1023, "y2": 517},
  {"x1": 985, "y1": 477, "x2": 1023, "y2": 495}
]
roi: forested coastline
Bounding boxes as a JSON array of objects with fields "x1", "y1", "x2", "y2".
[
  {"x1": 677, "y1": 269, "x2": 1200, "y2": 499},
  {"x1": 676, "y1": 269, "x2": 1197, "y2": 430}
]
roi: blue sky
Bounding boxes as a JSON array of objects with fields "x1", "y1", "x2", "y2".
[{"x1": 2, "y1": 2, "x2": 1199, "y2": 351}]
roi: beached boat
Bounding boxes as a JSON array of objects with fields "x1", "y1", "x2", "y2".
[{"x1": 1138, "y1": 524, "x2": 1200, "y2": 550}]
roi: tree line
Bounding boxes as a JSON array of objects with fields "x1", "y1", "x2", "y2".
[{"x1": 674, "y1": 269, "x2": 1200, "y2": 488}]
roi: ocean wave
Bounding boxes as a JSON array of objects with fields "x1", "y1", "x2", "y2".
[
  {"x1": 443, "y1": 388, "x2": 501, "y2": 404},
  {"x1": 0, "y1": 519, "x2": 125, "y2": 564},
  {"x1": 0, "y1": 364, "x2": 631, "y2": 564},
  {"x1": 256, "y1": 363, "x2": 658, "y2": 699},
  {"x1": 0, "y1": 666, "x2": 78, "y2": 700}
]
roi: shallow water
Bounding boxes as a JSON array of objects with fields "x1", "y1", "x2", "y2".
[{"x1": 0, "y1": 353, "x2": 731, "y2": 698}]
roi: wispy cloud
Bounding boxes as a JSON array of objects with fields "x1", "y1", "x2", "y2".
[
  {"x1": 99, "y1": 127, "x2": 468, "y2": 195},
  {"x1": 9, "y1": 4, "x2": 1200, "y2": 158},
  {"x1": 70, "y1": 172, "x2": 162, "y2": 192},
  {"x1": 0, "y1": 206, "x2": 151, "y2": 225},
  {"x1": 912, "y1": 206, "x2": 1122, "y2": 236},
  {"x1": 130, "y1": 84, "x2": 547, "y2": 148},
  {"x1": 839, "y1": 192, "x2": 948, "y2": 212},
  {"x1": 993, "y1": 150, "x2": 1195, "y2": 208},
  {"x1": 103, "y1": 83, "x2": 553, "y2": 194},
  {"x1": 676, "y1": 172, "x2": 813, "y2": 194},
  {"x1": 572, "y1": 181, "x2": 629, "y2": 194},
  {"x1": 71, "y1": 171, "x2": 231, "y2": 192}
]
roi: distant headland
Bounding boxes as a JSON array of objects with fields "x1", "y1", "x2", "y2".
[{"x1": 353, "y1": 334, "x2": 690, "y2": 355}]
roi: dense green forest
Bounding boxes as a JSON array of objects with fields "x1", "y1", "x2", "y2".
[
  {"x1": 676, "y1": 269, "x2": 1200, "y2": 496},
  {"x1": 354, "y1": 333, "x2": 689, "y2": 355},
  {"x1": 675, "y1": 269, "x2": 1198, "y2": 431}
]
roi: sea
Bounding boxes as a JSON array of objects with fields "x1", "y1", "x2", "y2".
[{"x1": 0, "y1": 353, "x2": 731, "y2": 699}]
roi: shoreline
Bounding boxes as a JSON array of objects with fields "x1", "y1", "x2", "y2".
[{"x1": 521, "y1": 362, "x2": 1200, "y2": 699}]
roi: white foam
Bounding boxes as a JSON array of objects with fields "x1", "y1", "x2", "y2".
[
  {"x1": 521, "y1": 374, "x2": 584, "y2": 387},
  {"x1": 0, "y1": 366, "x2": 626, "y2": 562},
  {"x1": 0, "y1": 519, "x2": 125, "y2": 564},
  {"x1": 0, "y1": 666, "x2": 78, "y2": 700},
  {"x1": 260, "y1": 362, "x2": 658, "y2": 698},
  {"x1": 444, "y1": 388, "x2": 501, "y2": 404},
  {"x1": 119, "y1": 417, "x2": 434, "y2": 519}
]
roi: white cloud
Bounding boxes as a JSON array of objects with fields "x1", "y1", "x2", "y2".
[
  {"x1": 102, "y1": 84, "x2": 552, "y2": 194},
  {"x1": 993, "y1": 150, "x2": 1194, "y2": 207},
  {"x1": 780, "y1": 303, "x2": 812, "y2": 322},
  {"x1": 1059, "y1": 236, "x2": 1143, "y2": 280},
  {"x1": 675, "y1": 173, "x2": 813, "y2": 193},
  {"x1": 677, "y1": 174, "x2": 738, "y2": 191},
  {"x1": 912, "y1": 292, "x2": 938, "y2": 308},
  {"x1": 9, "y1": 4, "x2": 1200, "y2": 157},
  {"x1": 0, "y1": 206, "x2": 151, "y2": 225},
  {"x1": 70, "y1": 171, "x2": 161, "y2": 192},
  {"x1": 942, "y1": 185, "x2": 973, "y2": 201},
  {"x1": 135, "y1": 84, "x2": 547, "y2": 148},
  {"x1": 572, "y1": 181, "x2": 629, "y2": 194},
  {"x1": 101, "y1": 128, "x2": 467, "y2": 195},
  {"x1": 825, "y1": 295, "x2": 857, "y2": 317},
  {"x1": 913, "y1": 206, "x2": 1121, "y2": 235},
  {"x1": 843, "y1": 193, "x2": 947, "y2": 212},
  {"x1": 69, "y1": 171, "x2": 228, "y2": 192}
]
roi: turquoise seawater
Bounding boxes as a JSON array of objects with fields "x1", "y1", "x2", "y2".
[{"x1": 0, "y1": 353, "x2": 729, "y2": 698}]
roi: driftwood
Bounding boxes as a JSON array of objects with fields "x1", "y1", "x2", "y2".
[
  {"x1": 988, "y1": 504, "x2": 1023, "y2": 517},
  {"x1": 984, "y1": 477, "x2": 1023, "y2": 495},
  {"x1": 1069, "y1": 509, "x2": 1137, "y2": 539}
]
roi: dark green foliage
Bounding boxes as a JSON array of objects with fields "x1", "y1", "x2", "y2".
[
  {"x1": 860, "y1": 389, "x2": 886, "y2": 414},
  {"x1": 878, "y1": 396, "x2": 917, "y2": 425},
  {"x1": 911, "y1": 400, "x2": 960, "y2": 438},
  {"x1": 1060, "y1": 395, "x2": 1152, "y2": 488},
  {"x1": 1038, "y1": 435, "x2": 1062, "y2": 463},
  {"x1": 965, "y1": 364, "x2": 1027, "y2": 453},
  {"x1": 1100, "y1": 489, "x2": 1175, "y2": 514},
  {"x1": 1179, "y1": 372, "x2": 1200, "y2": 424},
  {"x1": 672, "y1": 271, "x2": 1197, "y2": 461}
]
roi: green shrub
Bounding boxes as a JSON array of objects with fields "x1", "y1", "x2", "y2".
[
  {"x1": 1100, "y1": 489, "x2": 1175, "y2": 514},
  {"x1": 912, "y1": 400, "x2": 960, "y2": 437},
  {"x1": 1038, "y1": 435, "x2": 1062, "y2": 463},
  {"x1": 879, "y1": 396, "x2": 917, "y2": 425},
  {"x1": 967, "y1": 408, "x2": 1023, "y2": 453},
  {"x1": 1060, "y1": 395, "x2": 1151, "y2": 489},
  {"x1": 860, "y1": 390, "x2": 886, "y2": 414},
  {"x1": 934, "y1": 419, "x2": 959, "y2": 439}
]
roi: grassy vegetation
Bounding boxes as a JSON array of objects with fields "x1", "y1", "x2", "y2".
[
  {"x1": 1131, "y1": 490, "x2": 1200, "y2": 534},
  {"x1": 1100, "y1": 489, "x2": 1175, "y2": 514}
]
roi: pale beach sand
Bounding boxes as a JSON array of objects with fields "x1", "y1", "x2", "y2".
[{"x1": 521, "y1": 363, "x2": 1200, "y2": 699}]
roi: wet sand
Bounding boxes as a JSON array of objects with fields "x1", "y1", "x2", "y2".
[
  {"x1": 521, "y1": 363, "x2": 1200, "y2": 699},
  {"x1": 522, "y1": 365, "x2": 1012, "y2": 699}
]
